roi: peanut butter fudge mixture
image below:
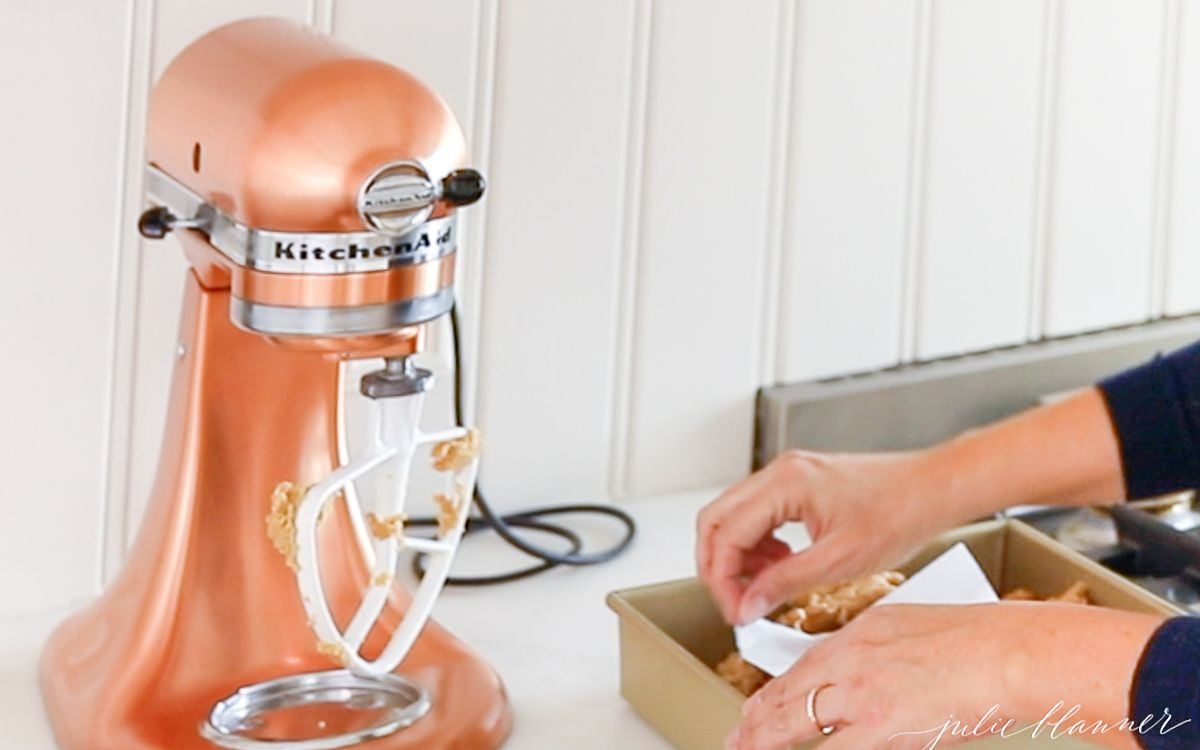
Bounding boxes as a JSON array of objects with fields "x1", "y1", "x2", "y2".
[
  {"x1": 716, "y1": 572, "x2": 1092, "y2": 696},
  {"x1": 1001, "y1": 580, "x2": 1091, "y2": 605},
  {"x1": 431, "y1": 428, "x2": 482, "y2": 472},
  {"x1": 366, "y1": 511, "x2": 407, "y2": 540},
  {"x1": 266, "y1": 481, "x2": 304, "y2": 571}
]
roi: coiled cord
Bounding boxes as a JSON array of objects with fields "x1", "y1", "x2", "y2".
[{"x1": 407, "y1": 304, "x2": 637, "y2": 585}]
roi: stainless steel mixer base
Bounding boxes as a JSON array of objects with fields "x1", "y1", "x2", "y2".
[{"x1": 201, "y1": 670, "x2": 431, "y2": 750}]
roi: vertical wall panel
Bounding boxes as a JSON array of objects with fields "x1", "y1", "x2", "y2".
[
  {"x1": 1166, "y1": 0, "x2": 1200, "y2": 315},
  {"x1": 623, "y1": 0, "x2": 777, "y2": 496},
  {"x1": 915, "y1": 0, "x2": 1045, "y2": 359},
  {"x1": 123, "y1": 0, "x2": 312, "y2": 544},
  {"x1": 777, "y1": 0, "x2": 919, "y2": 381},
  {"x1": 1042, "y1": 0, "x2": 1164, "y2": 335},
  {"x1": 474, "y1": 0, "x2": 636, "y2": 505},
  {"x1": 0, "y1": 0, "x2": 128, "y2": 615},
  {"x1": 103, "y1": 0, "x2": 153, "y2": 582}
]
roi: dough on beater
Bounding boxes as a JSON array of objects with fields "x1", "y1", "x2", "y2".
[
  {"x1": 316, "y1": 640, "x2": 349, "y2": 667},
  {"x1": 372, "y1": 572, "x2": 394, "y2": 586},
  {"x1": 266, "y1": 481, "x2": 336, "y2": 570},
  {"x1": 716, "y1": 652, "x2": 770, "y2": 697},
  {"x1": 266, "y1": 481, "x2": 303, "y2": 572},
  {"x1": 431, "y1": 428, "x2": 482, "y2": 472},
  {"x1": 434, "y1": 489, "x2": 465, "y2": 536},
  {"x1": 366, "y1": 512, "x2": 407, "y2": 540}
]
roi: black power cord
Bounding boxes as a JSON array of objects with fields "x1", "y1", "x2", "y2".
[{"x1": 406, "y1": 303, "x2": 637, "y2": 585}]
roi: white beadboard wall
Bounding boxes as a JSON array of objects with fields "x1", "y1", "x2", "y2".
[{"x1": 3, "y1": 0, "x2": 1199, "y2": 618}]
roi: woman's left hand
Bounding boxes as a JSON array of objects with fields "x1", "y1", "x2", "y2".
[{"x1": 728, "y1": 602, "x2": 1162, "y2": 750}]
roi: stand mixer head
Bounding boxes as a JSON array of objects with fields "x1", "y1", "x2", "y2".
[{"x1": 40, "y1": 17, "x2": 510, "y2": 750}]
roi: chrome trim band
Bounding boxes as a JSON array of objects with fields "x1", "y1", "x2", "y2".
[
  {"x1": 145, "y1": 165, "x2": 456, "y2": 275},
  {"x1": 231, "y1": 287, "x2": 455, "y2": 336}
]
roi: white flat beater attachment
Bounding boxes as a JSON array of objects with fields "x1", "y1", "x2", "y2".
[{"x1": 291, "y1": 357, "x2": 478, "y2": 678}]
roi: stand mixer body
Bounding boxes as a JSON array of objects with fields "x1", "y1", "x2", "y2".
[{"x1": 40, "y1": 18, "x2": 510, "y2": 750}]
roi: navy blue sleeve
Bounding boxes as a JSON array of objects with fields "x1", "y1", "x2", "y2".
[
  {"x1": 1097, "y1": 341, "x2": 1200, "y2": 500},
  {"x1": 1131, "y1": 617, "x2": 1200, "y2": 749}
]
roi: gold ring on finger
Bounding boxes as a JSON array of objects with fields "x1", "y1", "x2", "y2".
[{"x1": 805, "y1": 682, "x2": 837, "y2": 737}]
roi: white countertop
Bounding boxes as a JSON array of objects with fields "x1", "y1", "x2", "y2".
[{"x1": 0, "y1": 486, "x2": 721, "y2": 750}]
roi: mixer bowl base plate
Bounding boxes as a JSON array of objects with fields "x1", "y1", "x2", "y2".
[{"x1": 202, "y1": 670, "x2": 431, "y2": 750}]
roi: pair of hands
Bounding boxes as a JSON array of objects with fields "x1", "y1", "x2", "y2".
[{"x1": 695, "y1": 450, "x2": 1160, "y2": 750}]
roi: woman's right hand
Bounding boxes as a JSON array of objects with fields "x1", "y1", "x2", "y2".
[
  {"x1": 695, "y1": 449, "x2": 961, "y2": 625},
  {"x1": 697, "y1": 388, "x2": 1127, "y2": 626}
]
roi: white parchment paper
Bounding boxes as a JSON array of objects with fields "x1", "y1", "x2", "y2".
[{"x1": 733, "y1": 543, "x2": 999, "y2": 677}]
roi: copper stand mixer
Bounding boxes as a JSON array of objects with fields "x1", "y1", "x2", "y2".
[{"x1": 40, "y1": 18, "x2": 510, "y2": 750}]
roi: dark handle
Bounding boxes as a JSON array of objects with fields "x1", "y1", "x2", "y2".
[
  {"x1": 138, "y1": 206, "x2": 175, "y2": 239},
  {"x1": 441, "y1": 169, "x2": 486, "y2": 207}
]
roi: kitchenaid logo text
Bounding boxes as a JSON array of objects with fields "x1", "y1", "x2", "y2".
[{"x1": 273, "y1": 225, "x2": 452, "y2": 262}]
